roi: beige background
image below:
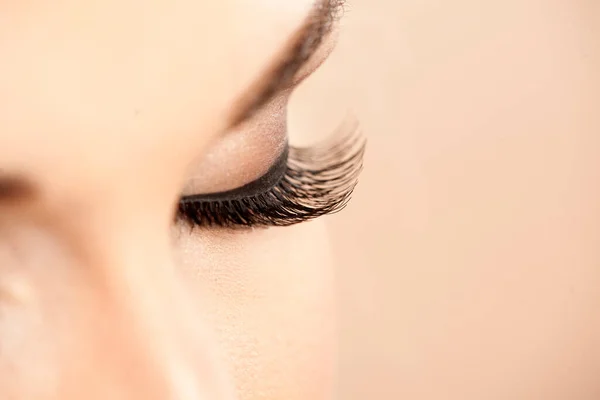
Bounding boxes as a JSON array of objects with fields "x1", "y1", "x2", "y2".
[{"x1": 290, "y1": 1, "x2": 600, "y2": 399}]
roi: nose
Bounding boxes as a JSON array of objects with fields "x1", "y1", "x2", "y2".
[{"x1": 0, "y1": 225, "x2": 236, "y2": 400}]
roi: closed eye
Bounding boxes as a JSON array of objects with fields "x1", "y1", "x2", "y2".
[{"x1": 177, "y1": 118, "x2": 364, "y2": 229}]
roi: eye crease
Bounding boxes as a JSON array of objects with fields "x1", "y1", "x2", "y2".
[{"x1": 177, "y1": 120, "x2": 365, "y2": 228}]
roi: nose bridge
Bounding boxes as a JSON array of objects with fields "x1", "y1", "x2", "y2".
[
  {"x1": 6, "y1": 226, "x2": 235, "y2": 400},
  {"x1": 1, "y1": 217, "x2": 234, "y2": 399},
  {"x1": 85, "y1": 239, "x2": 235, "y2": 400}
]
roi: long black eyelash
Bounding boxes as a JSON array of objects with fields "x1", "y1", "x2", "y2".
[{"x1": 177, "y1": 119, "x2": 365, "y2": 228}]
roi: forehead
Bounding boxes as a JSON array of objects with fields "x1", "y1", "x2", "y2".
[{"x1": 0, "y1": 0, "x2": 314, "y2": 196}]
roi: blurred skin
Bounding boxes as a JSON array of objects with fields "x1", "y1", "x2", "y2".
[{"x1": 0, "y1": 1, "x2": 336, "y2": 399}]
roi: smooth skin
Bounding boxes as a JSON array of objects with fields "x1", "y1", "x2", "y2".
[{"x1": 0, "y1": 1, "x2": 335, "y2": 399}]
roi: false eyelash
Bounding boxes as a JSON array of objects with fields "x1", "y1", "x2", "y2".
[{"x1": 177, "y1": 119, "x2": 365, "y2": 228}]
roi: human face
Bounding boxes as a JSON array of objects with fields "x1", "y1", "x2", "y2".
[{"x1": 0, "y1": 1, "x2": 361, "y2": 399}]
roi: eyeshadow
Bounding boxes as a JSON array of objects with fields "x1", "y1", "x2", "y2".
[
  {"x1": 176, "y1": 119, "x2": 364, "y2": 228},
  {"x1": 180, "y1": 145, "x2": 289, "y2": 203}
]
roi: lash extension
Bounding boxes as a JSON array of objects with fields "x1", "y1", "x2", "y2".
[{"x1": 177, "y1": 119, "x2": 365, "y2": 228}]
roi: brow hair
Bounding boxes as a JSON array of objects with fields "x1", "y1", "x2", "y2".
[{"x1": 229, "y1": 0, "x2": 346, "y2": 126}]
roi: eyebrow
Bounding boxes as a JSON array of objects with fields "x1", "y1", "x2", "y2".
[{"x1": 228, "y1": 0, "x2": 345, "y2": 126}]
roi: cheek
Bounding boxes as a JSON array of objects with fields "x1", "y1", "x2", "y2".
[{"x1": 175, "y1": 221, "x2": 336, "y2": 399}]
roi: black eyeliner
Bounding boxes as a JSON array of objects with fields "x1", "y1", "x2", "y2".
[
  {"x1": 180, "y1": 145, "x2": 289, "y2": 203},
  {"x1": 176, "y1": 119, "x2": 365, "y2": 228}
]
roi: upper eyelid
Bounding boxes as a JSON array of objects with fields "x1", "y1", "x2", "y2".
[
  {"x1": 180, "y1": 145, "x2": 289, "y2": 203},
  {"x1": 177, "y1": 118, "x2": 364, "y2": 228}
]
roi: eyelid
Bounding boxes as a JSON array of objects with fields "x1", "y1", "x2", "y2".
[
  {"x1": 177, "y1": 117, "x2": 365, "y2": 228},
  {"x1": 180, "y1": 144, "x2": 289, "y2": 203}
]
